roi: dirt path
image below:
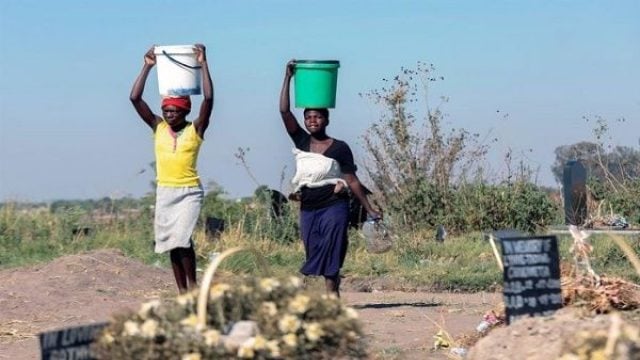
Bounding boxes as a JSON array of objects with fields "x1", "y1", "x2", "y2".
[
  {"x1": 343, "y1": 291, "x2": 499, "y2": 359},
  {"x1": 0, "y1": 250, "x2": 500, "y2": 359}
]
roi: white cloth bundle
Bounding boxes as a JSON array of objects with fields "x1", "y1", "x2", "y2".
[{"x1": 291, "y1": 148, "x2": 347, "y2": 192}]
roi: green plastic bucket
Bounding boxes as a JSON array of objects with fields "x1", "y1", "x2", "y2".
[{"x1": 293, "y1": 60, "x2": 340, "y2": 108}]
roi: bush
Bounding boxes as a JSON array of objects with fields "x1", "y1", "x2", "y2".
[
  {"x1": 589, "y1": 177, "x2": 640, "y2": 226},
  {"x1": 361, "y1": 63, "x2": 558, "y2": 234},
  {"x1": 450, "y1": 182, "x2": 557, "y2": 234}
]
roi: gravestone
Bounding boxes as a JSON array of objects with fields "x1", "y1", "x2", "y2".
[
  {"x1": 500, "y1": 235, "x2": 562, "y2": 324},
  {"x1": 39, "y1": 322, "x2": 108, "y2": 360},
  {"x1": 254, "y1": 187, "x2": 289, "y2": 219},
  {"x1": 72, "y1": 226, "x2": 92, "y2": 236},
  {"x1": 267, "y1": 189, "x2": 289, "y2": 219},
  {"x1": 435, "y1": 225, "x2": 447, "y2": 242},
  {"x1": 563, "y1": 160, "x2": 587, "y2": 225},
  {"x1": 205, "y1": 216, "x2": 225, "y2": 237}
]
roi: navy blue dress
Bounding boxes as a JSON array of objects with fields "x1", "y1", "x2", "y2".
[{"x1": 290, "y1": 128, "x2": 356, "y2": 277}]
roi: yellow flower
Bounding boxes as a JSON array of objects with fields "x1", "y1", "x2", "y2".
[
  {"x1": 182, "y1": 353, "x2": 201, "y2": 360},
  {"x1": 176, "y1": 293, "x2": 195, "y2": 307},
  {"x1": 253, "y1": 335, "x2": 267, "y2": 350},
  {"x1": 137, "y1": 299, "x2": 161, "y2": 319},
  {"x1": 209, "y1": 283, "x2": 231, "y2": 300},
  {"x1": 288, "y1": 294, "x2": 310, "y2": 314},
  {"x1": 261, "y1": 301, "x2": 278, "y2": 317},
  {"x1": 238, "y1": 284, "x2": 252, "y2": 294},
  {"x1": 304, "y1": 322, "x2": 325, "y2": 342},
  {"x1": 288, "y1": 276, "x2": 303, "y2": 288},
  {"x1": 321, "y1": 293, "x2": 338, "y2": 301},
  {"x1": 180, "y1": 314, "x2": 199, "y2": 328},
  {"x1": 237, "y1": 338, "x2": 256, "y2": 358},
  {"x1": 432, "y1": 330, "x2": 450, "y2": 349},
  {"x1": 122, "y1": 320, "x2": 140, "y2": 336},
  {"x1": 237, "y1": 346, "x2": 254, "y2": 358},
  {"x1": 282, "y1": 333, "x2": 297, "y2": 348},
  {"x1": 344, "y1": 307, "x2": 359, "y2": 319},
  {"x1": 266, "y1": 340, "x2": 281, "y2": 357},
  {"x1": 278, "y1": 314, "x2": 301, "y2": 333},
  {"x1": 259, "y1": 278, "x2": 281, "y2": 292},
  {"x1": 140, "y1": 319, "x2": 159, "y2": 338},
  {"x1": 203, "y1": 329, "x2": 220, "y2": 346},
  {"x1": 101, "y1": 331, "x2": 115, "y2": 344}
]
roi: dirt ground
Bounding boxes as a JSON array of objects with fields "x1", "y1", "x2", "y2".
[
  {"x1": 3, "y1": 249, "x2": 638, "y2": 359},
  {"x1": 7, "y1": 250, "x2": 640, "y2": 360},
  {"x1": 467, "y1": 307, "x2": 640, "y2": 360},
  {"x1": 0, "y1": 249, "x2": 503, "y2": 359}
]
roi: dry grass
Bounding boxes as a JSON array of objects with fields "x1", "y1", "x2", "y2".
[{"x1": 562, "y1": 275, "x2": 640, "y2": 314}]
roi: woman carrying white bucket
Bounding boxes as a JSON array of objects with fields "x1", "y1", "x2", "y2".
[{"x1": 129, "y1": 44, "x2": 213, "y2": 294}]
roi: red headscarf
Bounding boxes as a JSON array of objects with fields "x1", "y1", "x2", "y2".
[{"x1": 161, "y1": 96, "x2": 191, "y2": 111}]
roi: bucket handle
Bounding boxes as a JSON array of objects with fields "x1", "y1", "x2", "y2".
[{"x1": 162, "y1": 50, "x2": 202, "y2": 70}]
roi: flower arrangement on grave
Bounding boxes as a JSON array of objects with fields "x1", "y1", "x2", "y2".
[{"x1": 92, "y1": 248, "x2": 367, "y2": 359}]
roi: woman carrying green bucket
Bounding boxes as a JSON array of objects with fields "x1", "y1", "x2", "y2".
[{"x1": 279, "y1": 60, "x2": 381, "y2": 297}]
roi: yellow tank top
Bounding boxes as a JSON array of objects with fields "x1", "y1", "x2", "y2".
[{"x1": 154, "y1": 121, "x2": 203, "y2": 187}]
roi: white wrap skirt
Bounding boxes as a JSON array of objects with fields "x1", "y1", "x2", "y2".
[{"x1": 154, "y1": 186, "x2": 204, "y2": 253}]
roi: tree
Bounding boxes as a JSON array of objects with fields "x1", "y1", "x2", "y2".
[
  {"x1": 551, "y1": 142, "x2": 640, "y2": 185},
  {"x1": 552, "y1": 117, "x2": 640, "y2": 225},
  {"x1": 551, "y1": 141, "x2": 604, "y2": 183}
]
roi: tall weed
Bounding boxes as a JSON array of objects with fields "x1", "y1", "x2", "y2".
[{"x1": 361, "y1": 63, "x2": 557, "y2": 233}]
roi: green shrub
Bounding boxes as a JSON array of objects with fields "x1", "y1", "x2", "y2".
[{"x1": 452, "y1": 182, "x2": 557, "y2": 233}]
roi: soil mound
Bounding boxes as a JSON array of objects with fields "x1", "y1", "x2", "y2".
[
  {"x1": 0, "y1": 249, "x2": 172, "y2": 345},
  {"x1": 467, "y1": 307, "x2": 640, "y2": 359}
]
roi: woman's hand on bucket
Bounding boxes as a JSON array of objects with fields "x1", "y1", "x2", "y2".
[
  {"x1": 194, "y1": 44, "x2": 207, "y2": 64},
  {"x1": 286, "y1": 59, "x2": 296, "y2": 78},
  {"x1": 144, "y1": 46, "x2": 156, "y2": 67}
]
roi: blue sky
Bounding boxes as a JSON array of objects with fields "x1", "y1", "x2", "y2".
[{"x1": 1, "y1": 0, "x2": 638, "y2": 202}]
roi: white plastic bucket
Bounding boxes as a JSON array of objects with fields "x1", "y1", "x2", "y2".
[{"x1": 154, "y1": 45, "x2": 202, "y2": 96}]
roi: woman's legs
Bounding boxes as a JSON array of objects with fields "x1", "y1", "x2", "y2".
[
  {"x1": 170, "y1": 245, "x2": 197, "y2": 293},
  {"x1": 299, "y1": 202, "x2": 349, "y2": 297},
  {"x1": 324, "y1": 274, "x2": 341, "y2": 297}
]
